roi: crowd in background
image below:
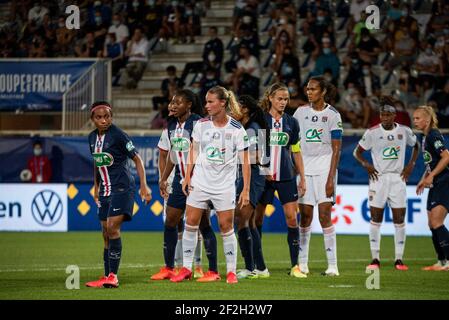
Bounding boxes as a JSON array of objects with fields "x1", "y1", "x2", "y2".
[{"x1": 0, "y1": 0, "x2": 448, "y2": 128}]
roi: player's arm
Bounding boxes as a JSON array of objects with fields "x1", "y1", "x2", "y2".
[
  {"x1": 419, "y1": 149, "x2": 449, "y2": 191},
  {"x1": 160, "y1": 153, "x2": 176, "y2": 199},
  {"x1": 158, "y1": 148, "x2": 170, "y2": 199},
  {"x1": 93, "y1": 162, "x2": 100, "y2": 206},
  {"x1": 401, "y1": 141, "x2": 420, "y2": 182},
  {"x1": 132, "y1": 154, "x2": 152, "y2": 204},
  {"x1": 238, "y1": 149, "x2": 251, "y2": 209},
  {"x1": 291, "y1": 142, "x2": 306, "y2": 197},
  {"x1": 353, "y1": 144, "x2": 379, "y2": 181},
  {"x1": 327, "y1": 137, "x2": 342, "y2": 197},
  {"x1": 182, "y1": 140, "x2": 199, "y2": 196}
]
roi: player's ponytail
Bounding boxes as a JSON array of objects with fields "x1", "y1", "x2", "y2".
[
  {"x1": 416, "y1": 105, "x2": 439, "y2": 129},
  {"x1": 259, "y1": 82, "x2": 289, "y2": 112}
]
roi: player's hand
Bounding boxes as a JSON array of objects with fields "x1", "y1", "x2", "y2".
[
  {"x1": 364, "y1": 162, "x2": 379, "y2": 181},
  {"x1": 238, "y1": 189, "x2": 250, "y2": 209},
  {"x1": 159, "y1": 180, "x2": 169, "y2": 200},
  {"x1": 325, "y1": 176, "x2": 334, "y2": 198},
  {"x1": 422, "y1": 174, "x2": 434, "y2": 189},
  {"x1": 401, "y1": 163, "x2": 414, "y2": 182},
  {"x1": 140, "y1": 185, "x2": 152, "y2": 205},
  {"x1": 94, "y1": 188, "x2": 100, "y2": 207},
  {"x1": 297, "y1": 178, "x2": 306, "y2": 198},
  {"x1": 416, "y1": 179, "x2": 425, "y2": 195},
  {"x1": 182, "y1": 178, "x2": 190, "y2": 196},
  {"x1": 265, "y1": 174, "x2": 273, "y2": 182}
]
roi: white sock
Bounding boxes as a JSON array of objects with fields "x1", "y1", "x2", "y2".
[
  {"x1": 174, "y1": 232, "x2": 183, "y2": 267},
  {"x1": 194, "y1": 232, "x2": 203, "y2": 266},
  {"x1": 299, "y1": 226, "x2": 312, "y2": 266},
  {"x1": 323, "y1": 225, "x2": 337, "y2": 267},
  {"x1": 370, "y1": 221, "x2": 381, "y2": 260},
  {"x1": 222, "y1": 229, "x2": 237, "y2": 274},
  {"x1": 394, "y1": 223, "x2": 406, "y2": 261},
  {"x1": 182, "y1": 225, "x2": 198, "y2": 271}
]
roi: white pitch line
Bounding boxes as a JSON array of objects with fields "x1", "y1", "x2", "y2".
[{"x1": 0, "y1": 258, "x2": 437, "y2": 273}]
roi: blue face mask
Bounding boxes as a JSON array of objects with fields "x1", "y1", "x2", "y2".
[
  {"x1": 317, "y1": 16, "x2": 325, "y2": 23},
  {"x1": 95, "y1": 16, "x2": 102, "y2": 24},
  {"x1": 323, "y1": 47, "x2": 331, "y2": 54}
]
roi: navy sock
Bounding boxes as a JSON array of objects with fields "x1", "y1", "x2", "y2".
[
  {"x1": 164, "y1": 225, "x2": 178, "y2": 269},
  {"x1": 103, "y1": 248, "x2": 109, "y2": 276},
  {"x1": 238, "y1": 227, "x2": 254, "y2": 271},
  {"x1": 434, "y1": 225, "x2": 449, "y2": 260},
  {"x1": 431, "y1": 228, "x2": 446, "y2": 261},
  {"x1": 287, "y1": 227, "x2": 300, "y2": 267},
  {"x1": 108, "y1": 238, "x2": 122, "y2": 275},
  {"x1": 257, "y1": 225, "x2": 263, "y2": 239},
  {"x1": 250, "y1": 227, "x2": 266, "y2": 270},
  {"x1": 200, "y1": 225, "x2": 218, "y2": 272}
]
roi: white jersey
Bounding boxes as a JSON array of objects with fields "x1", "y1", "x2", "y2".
[
  {"x1": 157, "y1": 129, "x2": 175, "y2": 187},
  {"x1": 358, "y1": 123, "x2": 417, "y2": 174},
  {"x1": 190, "y1": 116, "x2": 249, "y2": 194},
  {"x1": 293, "y1": 104, "x2": 343, "y2": 175}
]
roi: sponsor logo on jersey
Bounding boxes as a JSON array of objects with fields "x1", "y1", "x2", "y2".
[
  {"x1": 93, "y1": 152, "x2": 114, "y2": 167},
  {"x1": 434, "y1": 140, "x2": 444, "y2": 149},
  {"x1": 206, "y1": 146, "x2": 226, "y2": 164},
  {"x1": 305, "y1": 128, "x2": 323, "y2": 142},
  {"x1": 423, "y1": 151, "x2": 432, "y2": 164},
  {"x1": 270, "y1": 132, "x2": 289, "y2": 146},
  {"x1": 126, "y1": 141, "x2": 135, "y2": 152},
  {"x1": 382, "y1": 146, "x2": 400, "y2": 160},
  {"x1": 170, "y1": 137, "x2": 190, "y2": 152}
]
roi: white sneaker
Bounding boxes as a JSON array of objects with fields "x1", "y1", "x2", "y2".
[
  {"x1": 322, "y1": 265, "x2": 340, "y2": 276},
  {"x1": 248, "y1": 268, "x2": 270, "y2": 279},
  {"x1": 299, "y1": 264, "x2": 309, "y2": 275},
  {"x1": 236, "y1": 269, "x2": 252, "y2": 279}
]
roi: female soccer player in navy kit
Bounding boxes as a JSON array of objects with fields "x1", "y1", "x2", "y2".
[
  {"x1": 85, "y1": 101, "x2": 152, "y2": 288},
  {"x1": 152, "y1": 89, "x2": 218, "y2": 281},
  {"x1": 414, "y1": 106, "x2": 449, "y2": 271},
  {"x1": 256, "y1": 82, "x2": 307, "y2": 278},
  {"x1": 233, "y1": 95, "x2": 270, "y2": 279},
  {"x1": 171, "y1": 86, "x2": 251, "y2": 284}
]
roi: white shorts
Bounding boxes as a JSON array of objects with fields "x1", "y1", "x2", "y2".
[
  {"x1": 298, "y1": 173, "x2": 336, "y2": 206},
  {"x1": 368, "y1": 173, "x2": 406, "y2": 209},
  {"x1": 186, "y1": 185, "x2": 236, "y2": 212}
]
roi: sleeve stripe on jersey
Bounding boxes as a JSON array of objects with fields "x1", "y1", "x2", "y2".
[
  {"x1": 328, "y1": 106, "x2": 339, "y2": 114},
  {"x1": 230, "y1": 119, "x2": 242, "y2": 129}
]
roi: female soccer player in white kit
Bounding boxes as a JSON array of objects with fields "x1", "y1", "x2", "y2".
[
  {"x1": 170, "y1": 86, "x2": 251, "y2": 284},
  {"x1": 353, "y1": 104, "x2": 419, "y2": 270},
  {"x1": 293, "y1": 76, "x2": 342, "y2": 276}
]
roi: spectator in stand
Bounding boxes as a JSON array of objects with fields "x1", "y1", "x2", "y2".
[
  {"x1": 27, "y1": 140, "x2": 52, "y2": 183},
  {"x1": 356, "y1": 27, "x2": 381, "y2": 65},
  {"x1": 184, "y1": 2, "x2": 201, "y2": 43},
  {"x1": 87, "y1": 0, "x2": 112, "y2": 27},
  {"x1": 142, "y1": 0, "x2": 164, "y2": 39},
  {"x1": 298, "y1": 0, "x2": 330, "y2": 18},
  {"x1": 75, "y1": 31, "x2": 103, "y2": 58},
  {"x1": 392, "y1": 100, "x2": 412, "y2": 127},
  {"x1": 393, "y1": 78, "x2": 420, "y2": 110},
  {"x1": 358, "y1": 62, "x2": 381, "y2": 98},
  {"x1": 103, "y1": 32, "x2": 124, "y2": 85},
  {"x1": 311, "y1": 37, "x2": 340, "y2": 84},
  {"x1": 396, "y1": 4, "x2": 419, "y2": 41},
  {"x1": 238, "y1": 23, "x2": 260, "y2": 59},
  {"x1": 180, "y1": 26, "x2": 224, "y2": 84},
  {"x1": 28, "y1": 1, "x2": 49, "y2": 27},
  {"x1": 231, "y1": 44, "x2": 261, "y2": 99},
  {"x1": 108, "y1": 13, "x2": 129, "y2": 47},
  {"x1": 340, "y1": 82, "x2": 365, "y2": 128},
  {"x1": 426, "y1": 0, "x2": 449, "y2": 37},
  {"x1": 428, "y1": 79, "x2": 449, "y2": 128},
  {"x1": 152, "y1": 65, "x2": 183, "y2": 111},
  {"x1": 387, "y1": 0, "x2": 404, "y2": 22},
  {"x1": 415, "y1": 41, "x2": 441, "y2": 87},
  {"x1": 55, "y1": 15, "x2": 75, "y2": 56},
  {"x1": 200, "y1": 67, "x2": 224, "y2": 99},
  {"x1": 124, "y1": 27, "x2": 149, "y2": 89},
  {"x1": 349, "y1": 0, "x2": 370, "y2": 24},
  {"x1": 88, "y1": 10, "x2": 108, "y2": 45},
  {"x1": 285, "y1": 79, "x2": 308, "y2": 116},
  {"x1": 126, "y1": 0, "x2": 145, "y2": 36},
  {"x1": 273, "y1": 45, "x2": 300, "y2": 85},
  {"x1": 29, "y1": 33, "x2": 49, "y2": 58},
  {"x1": 386, "y1": 25, "x2": 418, "y2": 70}
]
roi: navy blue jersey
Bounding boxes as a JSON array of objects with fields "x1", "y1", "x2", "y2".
[
  {"x1": 88, "y1": 124, "x2": 138, "y2": 196},
  {"x1": 264, "y1": 112, "x2": 300, "y2": 181},
  {"x1": 422, "y1": 129, "x2": 449, "y2": 184},
  {"x1": 158, "y1": 113, "x2": 202, "y2": 180}
]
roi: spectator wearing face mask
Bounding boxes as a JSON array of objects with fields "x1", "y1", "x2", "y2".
[
  {"x1": 108, "y1": 13, "x2": 129, "y2": 47},
  {"x1": 153, "y1": 65, "x2": 184, "y2": 110},
  {"x1": 103, "y1": 33, "x2": 124, "y2": 85},
  {"x1": 88, "y1": 0, "x2": 112, "y2": 27},
  {"x1": 26, "y1": 140, "x2": 52, "y2": 183},
  {"x1": 356, "y1": 28, "x2": 381, "y2": 65},
  {"x1": 124, "y1": 27, "x2": 150, "y2": 89},
  {"x1": 311, "y1": 37, "x2": 340, "y2": 84},
  {"x1": 415, "y1": 42, "x2": 440, "y2": 86},
  {"x1": 273, "y1": 45, "x2": 300, "y2": 85},
  {"x1": 200, "y1": 67, "x2": 223, "y2": 98}
]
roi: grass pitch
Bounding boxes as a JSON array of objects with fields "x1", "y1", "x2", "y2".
[{"x1": 0, "y1": 232, "x2": 447, "y2": 300}]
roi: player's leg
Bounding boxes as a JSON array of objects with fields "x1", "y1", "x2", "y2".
[
  {"x1": 428, "y1": 205, "x2": 449, "y2": 270},
  {"x1": 199, "y1": 209, "x2": 218, "y2": 275},
  {"x1": 254, "y1": 203, "x2": 266, "y2": 238},
  {"x1": 248, "y1": 210, "x2": 269, "y2": 277},
  {"x1": 104, "y1": 214, "x2": 125, "y2": 288},
  {"x1": 174, "y1": 219, "x2": 184, "y2": 272},
  {"x1": 235, "y1": 203, "x2": 255, "y2": 278},
  {"x1": 392, "y1": 208, "x2": 408, "y2": 270},
  {"x1": 318, "y1": 201, "x2": 339, "y2": 276},
  {"x1": 367, "y1": 207, "x2": 384, "y2": 269},
  {"x1": 216, "y1": 208, "x2": 238, "y2": 284},
  {"x1": 298, "y1": 175, "x2": 316, "y2": 274}
]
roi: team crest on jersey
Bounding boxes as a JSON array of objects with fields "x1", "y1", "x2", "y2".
[
  {"x1": 273, "y1": 121, "x2": 281, "y2": 129},
  {"x1": 382, "y1": 146, "x2": 400, "y2": 160},
  {"x1": 387, "y1": 135, "x2": 394, "y2": 141},
  {"x1": 305, "y1": 128, "x2": 323, "y2": 142},
  {"x1": 212, "y1": 132, "x2": 221, "y2": 140},
  {"x1": 322, "y1": 116, "x2": 328, "y2": 122},
  {"x1": 206, "y1": 146, "x2": 225, "y2": 164},
  {"x1": 312, "y1": 115, "x2": 318, "y2": 122},
  {"x1": 171, "y1": 137, "x2": 190, "y2": 152},
  {"x1": 93, "y1": 152, "x2": 114, "y2": 167},
  {"x1": 423, "y1": 151, "x2": 432, "y2": 164},
  {"x1": 398, "y1": 134, "x2": 403, "y2": 140},
  {"x1": 270, "y1": 132, "x2": 289, "y2": 146}
]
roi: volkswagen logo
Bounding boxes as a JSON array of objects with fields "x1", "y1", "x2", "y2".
[{"x1": 31, "y1": 190, "x2": 63, "y2": 226}]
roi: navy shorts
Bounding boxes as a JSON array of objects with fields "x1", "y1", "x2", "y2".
[
  {"x1": 98, "y1": 191, "x2": 135, "y2": 222},
  {"x1": 427, "y1": 179, "x2": 449, "y2": 212},
  {"x1": 259, "y1": 179, "x2": 298, "y2": 205},
  {"x1": 236, "y1": 167, "x2": 266, "y2": 208},
  {"x1": 167, "y1": 174, "x2": 187, "y2": 210}
]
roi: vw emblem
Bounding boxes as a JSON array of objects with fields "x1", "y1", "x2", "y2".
[{"x1": 31, "y1": 190, "x2": 63, "y2": 226}]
